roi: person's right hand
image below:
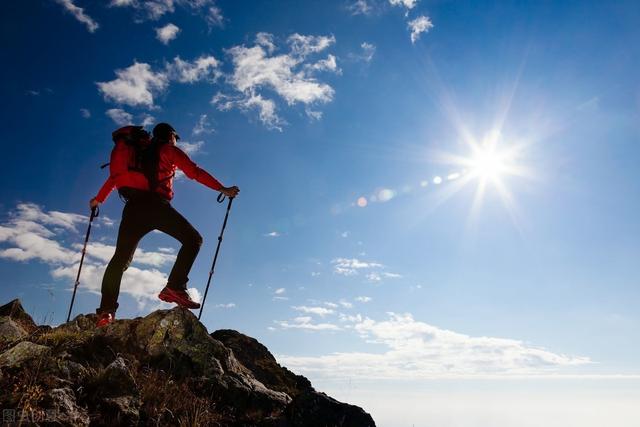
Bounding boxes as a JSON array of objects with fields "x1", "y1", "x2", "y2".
[
  {"x1": 89, "y1": 198, "x2": 100, "y2": 210},
  {"x1": 221, "y1": 186, "x2": 240, "y2": 198}
]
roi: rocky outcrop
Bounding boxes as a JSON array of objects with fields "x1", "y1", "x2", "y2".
[{"x1": 0, "y1": 299, "x2": 376, "y2": 427}]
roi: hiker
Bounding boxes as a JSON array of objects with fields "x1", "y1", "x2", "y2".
[{"x1": 89, "y1": 123, "x2": 239, "y2": 327}]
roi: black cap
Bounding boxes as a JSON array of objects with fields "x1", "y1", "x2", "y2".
[{"x1": 153, "y1": 122, "x2": 180, "y2": 141}]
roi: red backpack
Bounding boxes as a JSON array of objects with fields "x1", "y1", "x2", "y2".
[{"x1": 101, "y1": 126, "x2": 161, "y2": 193}]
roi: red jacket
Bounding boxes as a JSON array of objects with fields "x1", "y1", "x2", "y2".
[{"x1": 94, "y1": 142, "x2": 223, "y2": 203}]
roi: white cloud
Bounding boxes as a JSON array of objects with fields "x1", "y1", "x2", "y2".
[
  {"x1": 141, "y1": 113, "x2": 156, "y2": 127},
  {"x1": 255, "y1": 32, "x2": 276, "y2": 53},
  {"x1": 98, "y1": 55, "x2": 219, "y2": 109},
  {"x1": 278, "y1": 313, "x2": 591, "y2": 380},
  {"x1": 264, "y1": 231, "x2": 280, "y2": 237},
  {"x1": 408, "y1": 15, "x2": 434, "y2": 43},
  {"x1": 156, "y1": 23, "x2": 180, "y2": 44},
  {"x1": 356, "y1": 296, "x2": 372, "y2": 303},
  {"x1": 167, "y1": 55, "x2": 220, "y2": 83},
  {"x1": 348, "y1": 0, "x2": 371, "y2": 15},
  {"x1": 275, "y1": 316, "x2": 341, "y2": 331},
  {"x1": 306, "y1": 54, "x2": 341, "y2": 74},
  {"x1": 274, "y1": 287, "x2": 286, "y2": 295},
  {"x1": 97, "y1": 62, "x2": 169, "y2": 108},
  {"x1": 80, "y1": 108, "x2": 91, "y2": 118},
  {"x1": 206, "y1": 5, "x2": 224, "y2": 27},
  {"x1": 332, "y1": 257, "x2": 383, "y2": 276},
  {"x1": 389, "y1": 0, "x2": 418, "y2": 10},
  {"x1": 176, "y1": 141, "x2": 204, "y2": 155},
  {"x1": 0, "y1": 203, "x2": 187, "y2": 308},
  {"x1": 79, "y1": 242, "x2": 176, "y2": 267},
  {"x1": 215, "y1": 303, "x2": 236, "y2": 309},
  {"x1": 338, "y1": 299, "x2": 353, "y2": 309},
  {"x1": 109, "y1": 0, "x2": 135, "y2": 5},
  {"x1": 55, "y1": 0, "x2": 99, "y2": 33},
  {"x1": 192, "y1": 114, "x2": 214, "y2": 135},
  {"x1": 110, "y1": 0, "x2": 223, "y2": 24},
  {"x1": 360, "y1": 42, "x2": 376, "y2": 62},
  {"x1": 213, "y1": 32, "x2": 337, "y2": 130},
  {"x1": 213, "y1": 91, "x2": 284, "y2": 131},
  {"x1": 105, "y1": 108, "x2": 133, "y2": 126},
  {"x1": 288, "y1": 34, "x2": 336, "y2": 58},
  {"x1": 292, "y1": 306, "x2": 335, "y2": 317}
]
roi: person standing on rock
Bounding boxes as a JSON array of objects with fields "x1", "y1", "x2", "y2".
[{"x1": 89, "y1": 123, "x2": 239, "y2": 327}]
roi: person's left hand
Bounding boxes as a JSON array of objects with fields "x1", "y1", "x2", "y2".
[{"x1": 89, "y1": 198, "x2": 100, "y2": 209}]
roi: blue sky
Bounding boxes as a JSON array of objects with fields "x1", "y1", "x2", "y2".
[{"x1": 1, "y1": 1, "x2": 640, "y2": 425}]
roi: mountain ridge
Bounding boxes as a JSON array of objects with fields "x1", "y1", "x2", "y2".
[{"x1": 0, "y1": 298, "x2": 375, "y2": 427}]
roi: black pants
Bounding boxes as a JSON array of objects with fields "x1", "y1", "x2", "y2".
[{"x1": 97, "y1": 192, "x2": 203, "y2": 314}]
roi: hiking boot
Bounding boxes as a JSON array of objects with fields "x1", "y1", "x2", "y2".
[
  {"x1": 96, "y1": 311, "x2": 115, "y2": 327},
  {"x1": 158, "y1": 286, "x2": 201, "y2": 309}
]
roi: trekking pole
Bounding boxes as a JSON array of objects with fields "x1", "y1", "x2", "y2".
[
  {"x1": 198, "y1": 193, "x2": 234, "y2": 320},
  {"x1": 67, "y1": 206, "x2": 99, "y2": 322}
]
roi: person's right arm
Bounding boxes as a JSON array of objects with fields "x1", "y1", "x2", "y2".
[{"x1": 170, "y1": 145, "x2": 239, "y2": 197}]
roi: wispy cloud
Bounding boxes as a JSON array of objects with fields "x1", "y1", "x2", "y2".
[
  {"x1": 176, "y1": 141, "x2": 205, "y2": 156},
  {"x1": 80, "y1": 108, "x2": 91, "y2": 119},
  {"x1": 332, "y1": 257, "x2": 383, "y2": 276},
  {"x1": 156, "y1": 23, "x2": 180, "y2": 44},
  {"x1": 348, "y1": 0, "x2": 372, "y2": 15},
  {"x1": 359, "y1": 42, "x2": 376, "y2": 62},
  {"x1": 278, "y1": 312, "x2": 591, "y2": 379},
  {"x1": 192, "y1": 114, "x2": 214, "y2": 136},
  {"x1": 110, "y1": 0, "x2": 223, "y2": 24},
  {"x1": 98, "y1": 55, "x2": 220, "y2": 108},
  {"x1": 166, "y1": 56, "x2": 221, "y2": 83},
  {"x1": 0, "y1": 203, "x2": 189, "y2": 310},
  {"x1": 355, "y1": 296, "x2": 372, "y2": 303},
  {"x1": 105, "y1": 108, "x2": 133, "y2": 126},
  {"x1": 264, "y1": 231, "x2": 281, "y2": 237},
  {"x1": 212, "y1": 32, "x2": 338, "y2": 130},
  {"x1": 98, "y1": 62, "x2": 168, "y2": 108},
  {"x1": 292, "y1": 305, "x2": 335, "y2": 317},
  {"x1": 55, "y1": 0, "x2": 99, "y2": 33},
  {"x1": 388, "y1": 0, "x2": 418, "y2": 10},
  {"x1": 215, "y1": 303, "x2": 236, "y2": 309},
  {"x1": 275, "y1": 316, "x2": 341, "y2": 331},
  {"x1": 408, "y1": 15, "x2": 434, "y2": 43}
]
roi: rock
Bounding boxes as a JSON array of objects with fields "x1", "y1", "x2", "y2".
[
  {"x1": 42, "y1": 387, "x2": 90, "y2": 426},
  {"x1": 99, "y1": 356, "x2": 138, "y2": 396},
  {"x1": 287, "y1": 390, "x2": 376, "y2": 427},
  {"x1": 0, "y1": 317, "x2": 28, "y2": 342},
  {"x1": 212, "y1": 329, "x2": 312, "y2": 397},
  {"x1": 0, "y1": 299, "x2": 377, "y2": 426},
  {"x1": 0, "y1": 340, "x2": 50, "y2": 368},
  {"x1": 135, "y1": 308, "x2": 230, "y2": 377},
  {"x1": 100, "y1": 395, "x2": 140, "y2": 426},
  {"x1": 0, "y1": 298, "x2": 37, "y2": 333}
]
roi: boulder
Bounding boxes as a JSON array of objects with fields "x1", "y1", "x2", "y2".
[
  {"x1": 0, "y1": 298, "x2": 37, "y2": 333},
  {"x1": 100, "y1": 395, "x2": 140, "y2": 426},
  {"x1": 0, "y1": 340, "x2": 50, "y2": 368},
  {"x1": 42, "y1": 387, "x2": 90, "y2": 426},
  {"x1": 212, "y1": 329, "x2": 312, "y2": 398},
  {"x1": 0, "y1": 299, "x2": 376, "y2": 426},
  {"x1": 99, "y1": 356, "x2": 138, "y2": 396},
  {"x1": 287, "y1": 390, "x2": 376, "y2": 427},
  {"x1": 0, "y1": 317, "x2": 29, "y2": 342}
]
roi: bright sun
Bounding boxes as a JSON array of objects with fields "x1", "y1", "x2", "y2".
[
  {"x1": 430, "y1": 128, "x2": 532, "y2": 227},
  {"x1": 469, "y1": 147, "x2": 507, "y2": 180}
]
